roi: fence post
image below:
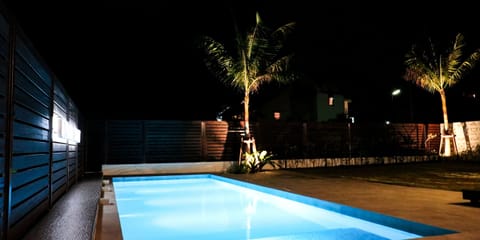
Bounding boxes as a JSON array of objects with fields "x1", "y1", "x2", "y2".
[
  {"x1": 142, "y1": 121, "x2": 146, "y2": 163},
  {"x1": 3, "y1": 21, "x2": 16, "y2": 240},
  {"x1": 302, "y1": 122, "x2": 308, "y2": 156},
  {"x1": 201, "y1": 121, "x2": 207, "y2": 161}
]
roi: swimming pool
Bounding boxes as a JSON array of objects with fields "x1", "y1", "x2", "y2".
[{"x1": 112, "y1": 174, "x2": 456, "y2": 240}]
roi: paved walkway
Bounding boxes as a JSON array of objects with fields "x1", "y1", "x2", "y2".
[{"x1": 21, "y1": 173, "x2": 102, "y2": 240}]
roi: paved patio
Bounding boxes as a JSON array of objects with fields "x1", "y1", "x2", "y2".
[
  {"x1": 224, "y1": 170, "x2": 480, "y2": 239},
  {"x1": 97, "y1": 166, "x2": 480, "y2": 240}
]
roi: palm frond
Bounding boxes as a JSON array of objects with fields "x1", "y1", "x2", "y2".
[
  {"x1": 249, "y1": 54, "x2": 296, "y2": 93},
  {"x1": 404, "y1": 47, "x2": 441, "y2": 93},
  {"x1": 403, "y1": 32, "x2": 480, "y2": 93},
  {"x1": 255, "y1": 11, "x2": 262, "y2": 25},
  {"x1": 246, "y1": 13, "x2": 261, "y2": 59},
  {"x1": 199, "y1": 36, "x2": 234, "y2": 84},
  {"x1": 246, "y1": 18, "x2": 275, "y2": 66},
  {"x1": 230, "y1": 57, "x2": 249, "y2": 91},
  {"x1": 447, "y1": 33, "x2": 465, "y2": 74},
  {"x1": 266, "y1": 55, "x2": 295, "y2": 80},
  {"x1": 451, "y1": 50, "x2": 480, "y2": 81},
  {"x1": 427, "y1": 37, "x2": 439, "y2": 68},
  {"x1": 404, "y1": 68, "x2": 438, "y2": 93},
  {"x1": 272, "y1": 22, "x2": 296, "y2": 43}
]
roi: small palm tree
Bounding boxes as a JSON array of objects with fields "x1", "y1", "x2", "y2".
[
  {"x1": 198, "y1": 12, "x2": 296, "y2": 146},
  {"x1": 404, "y1": 33, "x2": 480, "y2": 156}
]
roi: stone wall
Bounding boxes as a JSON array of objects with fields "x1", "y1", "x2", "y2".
[{"x1": 453, "y1": 121, "x2": 480, "y2": 153}]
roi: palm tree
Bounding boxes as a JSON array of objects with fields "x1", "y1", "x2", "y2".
[
  {"x1": 198, "y1": 12, "x2": 296, "y2": 151},
  {"x1": 404, "y1": 33, "x2": 480, "y2": 156}
]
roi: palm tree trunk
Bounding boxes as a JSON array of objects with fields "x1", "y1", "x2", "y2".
[
  {"x1": 439, "y1": 89, "x2": 449, "y2": 132},
  {"x1": 244, "y1": 93, "x2": 250, "y2": 137},
  {"x1": 242, "y1": 93, "x2": 256, "y2": 157},
  {"x1": 241, "y1": 51, "x2": 251, "y2": 139},
  {"x1": 439, "y1": 89, "x2": 451, "y2": 156}
]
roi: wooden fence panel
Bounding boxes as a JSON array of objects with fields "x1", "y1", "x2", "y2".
[
  {"x1": 306, "y1": 122, "x2": 349, "y2": 157},
  {"x1": 51, "y1": 87, "x2": 68, "y2": 202},
  {"x1": 66, "y1": 101, "x2": 78, "y2": 185},
  {"x1": 145, "y1": 120, "x2": 202, "y2": 162},
  {"x1": 426, "y1": 123, "x2": 441, "y2": 154},
  {"x1": 101, "y1": 120, "x2": 446, "y2": 164},
  {"x1": 254, "y1": 121, "x2": 304, "y2": 157},
  {"x1": 0, "y1": 13, "x2": 8, "y2": 236},
  {"x1": 67, "y1": 144, "x2": 77, "y2": 187},
  {"x1": 10, "y1": 35, "x2": 51, "y2": 228},
  {"x1": 0, "y1": 7, "x2": 84, "y2": 239},
  {"x1": 205, "y1": 121, "x2": 231, "y2": 161},
  {"x1": 106, "y1": 121, "x2": 143, "y2": 163}
]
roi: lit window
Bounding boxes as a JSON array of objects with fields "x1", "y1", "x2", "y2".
[
  {"x1": 274, "y1": 112, "x2": 281, "y2": 120},
  {"x1": 328, "y1": 96, "x2": 334, "y2": 106}
]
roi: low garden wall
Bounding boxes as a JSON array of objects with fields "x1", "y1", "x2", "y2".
[{"x1": 102, "y1": 155, "x2": 440, "y2": 175}]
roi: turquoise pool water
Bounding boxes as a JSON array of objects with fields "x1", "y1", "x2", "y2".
[{"x1": 112, "y1": 174, "x2": 456, "y2": 240}]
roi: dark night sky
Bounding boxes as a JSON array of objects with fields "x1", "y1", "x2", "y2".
[{"x1": 2, "y1": 0, "x2": 480, "y2": 122}]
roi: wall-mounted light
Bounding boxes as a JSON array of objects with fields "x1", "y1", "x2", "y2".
[
  {"x1": 52, "y1": 114, "x2": 63, "y2": 141},
  {"x1": 52, "y1": 113, "x2": 81, "y2": 143},
  {"x1": 66, "y1": 124, "x2": 81, "y2": 143}
]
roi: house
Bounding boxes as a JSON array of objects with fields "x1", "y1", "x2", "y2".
[{"x1": 253, "y1": 78, "x2": 352, "y2": 122}]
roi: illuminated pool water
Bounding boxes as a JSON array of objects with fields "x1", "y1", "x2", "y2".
[{"x1": 112, "y1": 174, "x2": 456, "y2": 240}]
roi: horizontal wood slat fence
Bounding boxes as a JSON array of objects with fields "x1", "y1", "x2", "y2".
[
  {"x1": 0, "y1": 7, "x2": 84, "y2": 239},
  {"x1": 94, "y1": 120, "x2": 449, "y2": 164}
]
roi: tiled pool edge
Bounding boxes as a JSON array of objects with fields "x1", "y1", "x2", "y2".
[
  {"x1": 111, "y1": 173, "x2": 458, "y2": 239},
  {"x1": 95, "y1": 177, "x2": 123, "y2": 240}
]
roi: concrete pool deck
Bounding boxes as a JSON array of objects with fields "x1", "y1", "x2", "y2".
[{"x1": 97, "y1": 166, "x2": 480, "y2": 240}]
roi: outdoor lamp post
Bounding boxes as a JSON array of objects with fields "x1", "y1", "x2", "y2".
[
  {"x1": 392, "y1": 89, "x2": 401, "y2": 96},
  {"x1": 391, "y1": 87, "x2": 415, "y2": 122},
  {"x1": 390, "y1": 88, "x2": 401, "y2": 122}
]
